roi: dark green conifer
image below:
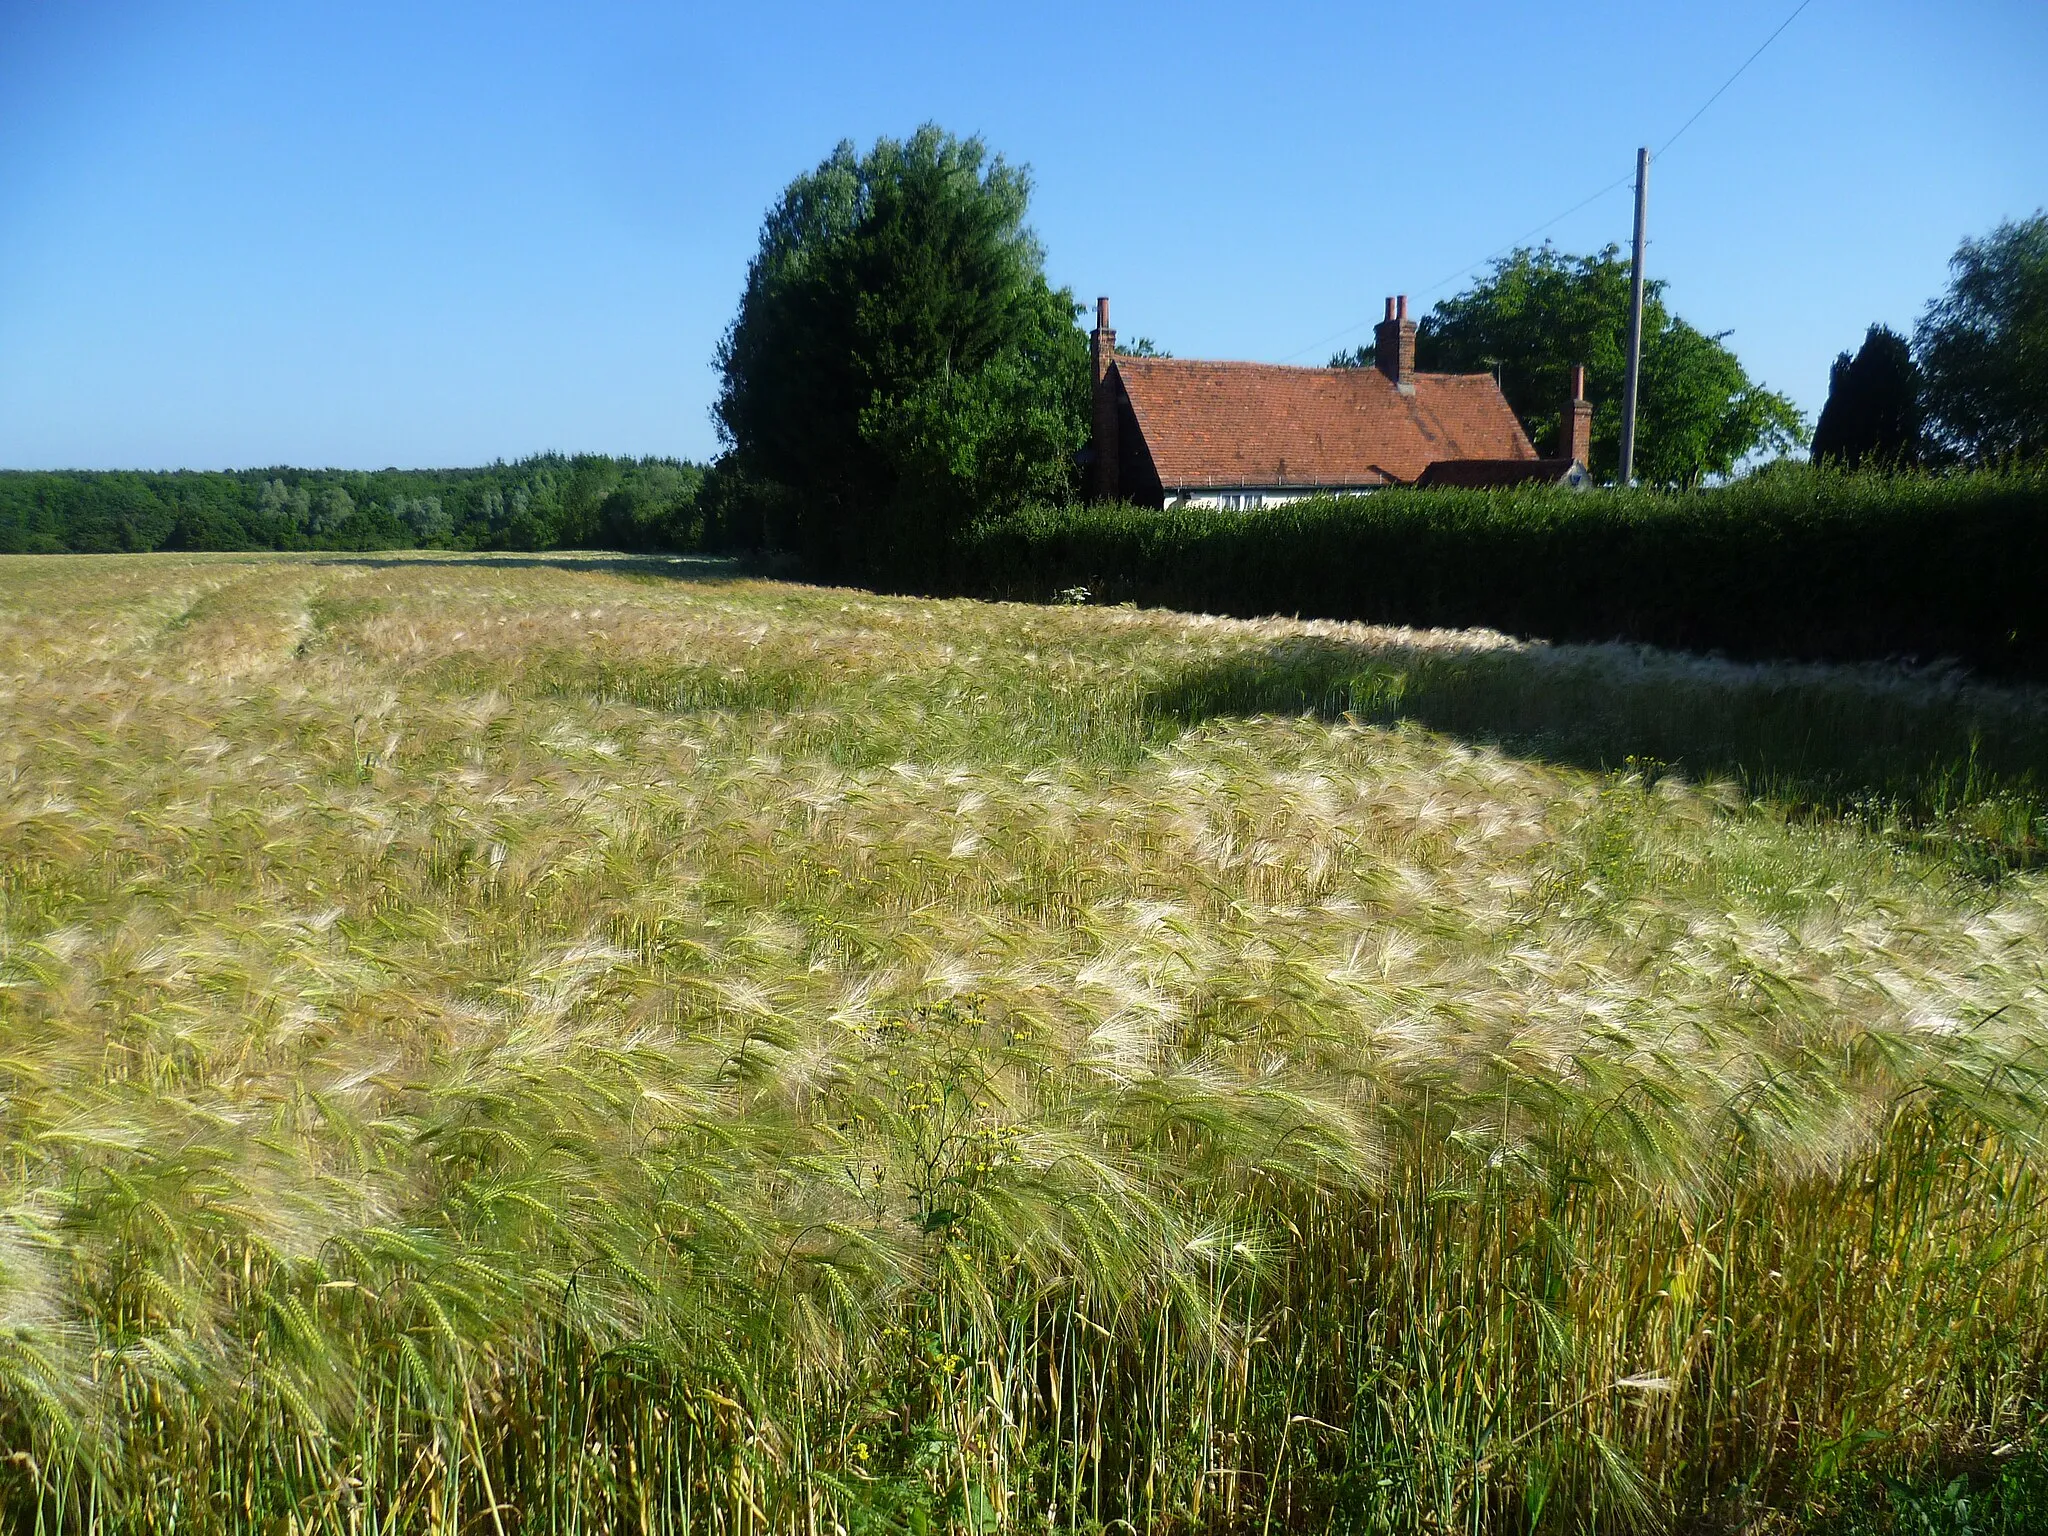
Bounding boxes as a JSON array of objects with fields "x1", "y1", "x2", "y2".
[{"x1": 1811, "y1": 324, "x2": 1925, "y2": 469}]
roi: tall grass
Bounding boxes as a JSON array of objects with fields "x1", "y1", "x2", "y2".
[
  {"x1": 0, "y1": 551, "x2": 2045, "y2": 1533},
  {"x1": 1140, "y1": 625, "x2": 2048, "y2": 874}
]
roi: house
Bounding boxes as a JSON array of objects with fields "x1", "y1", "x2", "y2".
[{"x1": 1086, "y1": 296, "x2": 1592, "y2": 507}]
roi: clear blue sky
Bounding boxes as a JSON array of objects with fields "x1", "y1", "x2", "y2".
[{"x1": 2, "y1": 0, "x2": 2042, "y2": 470}]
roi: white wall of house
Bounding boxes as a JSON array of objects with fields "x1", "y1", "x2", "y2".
[{"x1": 1165, "y1": 487, "x2": 1380, "y2": 510}]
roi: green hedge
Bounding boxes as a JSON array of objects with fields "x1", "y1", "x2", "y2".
[{"x1": 938, "y1": 467, "x2": 2048, "y2": 679}]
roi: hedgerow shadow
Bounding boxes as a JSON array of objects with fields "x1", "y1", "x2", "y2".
[
  {"x1": 322, "y1": 552, "x2": 745, "y2": 581},
  {"x1": 1142, "y1": 636, "x2": 2048, "y2": 874}
]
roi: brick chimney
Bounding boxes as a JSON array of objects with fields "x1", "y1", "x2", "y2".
[
  {"x1": 1374, "y1": 294, "x2": 1417, "y2": 395},
  {"x1": 1560, "y1": 364, "x2": 1592, "y2": 467},
  {"x1": 1089, "y1": 296, "x2": 1119, "y2": 501}
]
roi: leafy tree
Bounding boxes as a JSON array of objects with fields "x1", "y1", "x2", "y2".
[
  {"x1": 692, "y1": 459, "x2": 764, "y2": 552},
  {"x1": 715, "y1": 126, "x2": 1089, "y2": 578},
  {"x1": 260, "y1": 478, "x2": 313, "y2": 533},
  {"x1": 1917, "y1": 213, "x2": 2048, "y2": 463},
  {"x1": 499, "y1": 484, "x2": 546, "y2": 550},
  {"x1": 557, "y1": 455, "x2": 626, "y2": 546},
  {"x1": 598, "y1": 461, "x2": 705, "y2": 550},
  {"x1": 1416, "y1": 245, "x2": 1805, "y2": 486},
  {"x1": 310, "y1": 486, "x2": 356, "y2": 536},
  {"x1": 1811, "y1": 325, "x2": 1924, "y2": 468},
  {"x1": 395, "y1": 495, "x2": 454, "y2": 545}
]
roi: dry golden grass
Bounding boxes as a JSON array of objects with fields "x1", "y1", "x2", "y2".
[{"x1": 0, "y1": 550, "x2": 2044, "y2": 1534}]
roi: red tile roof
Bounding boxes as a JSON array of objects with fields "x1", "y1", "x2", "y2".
[{"x1": 1113, "y1": 357, "x2": 1534, "y2": 490}]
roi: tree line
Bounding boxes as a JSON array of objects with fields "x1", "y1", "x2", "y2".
[{"x1": 0, "y1": 455, "x2": 705, "y2": 555}]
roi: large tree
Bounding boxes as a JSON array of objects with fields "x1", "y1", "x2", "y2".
[
  {"x1": 1811, "y1": 325, "x2": 1925, "y2": 468},
  {"x1": 1413, "y1": 245, "x2": 1804, "y2": 487},
  {"x1": 1916, "y1": 213, "x2": 2048, "y2": 464},
  {"x1": 715, "y1": 127, "x2": 1089, "y2": 578}
]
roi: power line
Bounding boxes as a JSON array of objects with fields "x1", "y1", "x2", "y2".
[
  {"x1": 1276, "y1": 173, "x2": 1634, "y2": 363},
  {"x1": 1415, "y1": 173, "x2": 1635, "y2": 295},
  {"x1": 1276, "y1": 0, "x2": 1818, "y2": 365},
  {"x1": 1657, "y1": 0, "x2": 1817, "y2": 156}
]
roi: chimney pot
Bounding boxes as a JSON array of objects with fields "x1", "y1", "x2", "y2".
[
  {"x1": 1561, "y1": 364, "x2": 1594, "y2": 468},
  {"x1": 1374, "y1": 289, "x2": 1419, "y2": 394},
  {"x1": 1089, "y1": 295, "x2": 1119, "y2": 500}
]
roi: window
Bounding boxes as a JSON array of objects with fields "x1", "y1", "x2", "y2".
[{"x1": 1220, "y1": 492, "x2": 1265, "y2": 511}]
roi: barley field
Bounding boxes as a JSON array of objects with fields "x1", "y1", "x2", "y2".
[{"x1": 2, "y1": 551, "x2": 2046, "y2": 1534}]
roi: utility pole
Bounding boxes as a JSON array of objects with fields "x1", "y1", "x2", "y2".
[{"x1": 1619, "y1": 146, "x2": 1649, "y2": 485}]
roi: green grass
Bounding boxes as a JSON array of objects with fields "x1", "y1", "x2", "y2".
[
  {"x1": 0, "y1": 551, "x2": 2045, "y2": 1534},
  {"x1": 1137, "y1": 629, "x2": 2048, "y2": 875}
]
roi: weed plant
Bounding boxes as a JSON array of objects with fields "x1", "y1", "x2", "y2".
[{"x1": 0, "y1": 552, "x2": 2045, "y2": 1533}]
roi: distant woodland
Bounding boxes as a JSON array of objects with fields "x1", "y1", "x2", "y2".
[{"x1": 0, "y1": 456, "x2": 705, "y2": 555}]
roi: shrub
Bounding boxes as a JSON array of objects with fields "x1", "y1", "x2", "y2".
[{"x1": 939, "y1": 465, "x2": 2048, "y2": 679}]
